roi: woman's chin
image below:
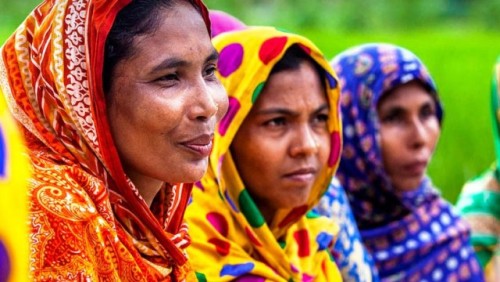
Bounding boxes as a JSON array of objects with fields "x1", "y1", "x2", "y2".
[
  {"x1": 172, "y1": 161, "x2": 209, "y2": 184},
  {"x1": 392, "y1": 176, "x2": 424, "y2": 192}
]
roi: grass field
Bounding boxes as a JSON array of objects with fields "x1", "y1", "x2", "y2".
[{"x1": 1, "y1": 25, "x2": 498, "y2": 203}]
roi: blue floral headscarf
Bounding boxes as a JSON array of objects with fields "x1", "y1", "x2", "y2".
[{"x1": 330, "y1": 43, "x2": 484, "y2": 281}]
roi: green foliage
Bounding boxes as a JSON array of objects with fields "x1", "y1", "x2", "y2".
[
  {"x1": 1, "y1": 0, "x2": 499, "y2": 203},
  {"x1": 205, "y1": 0, "x2": 500, "y2": 32},
  {"x1": 0, "y1": 0, "x2": 39, "y2": 32}
]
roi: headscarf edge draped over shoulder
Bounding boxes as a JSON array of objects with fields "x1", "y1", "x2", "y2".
[{"x1": 0, "y1": 0, "x2": 210, "y2": 280}]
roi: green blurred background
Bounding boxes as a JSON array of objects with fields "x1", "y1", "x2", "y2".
[{"x1": 2, "y1": 0, "x2": 499, "y2": 203}]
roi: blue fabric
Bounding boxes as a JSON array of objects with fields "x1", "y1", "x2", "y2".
[
  {"x1": 315, "y1": 178, "x2": 379, "y2": 282},
  {"x1": 329, "y1": 43, "x2": 484, "y2": 281}
]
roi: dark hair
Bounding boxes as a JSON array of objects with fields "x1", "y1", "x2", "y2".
[
  {"x1": 270, "y1": 44, "x2": 326, "y2": 89},
  {"x1": 103, "y1": 0, "x2": 206, "y2": 93}
]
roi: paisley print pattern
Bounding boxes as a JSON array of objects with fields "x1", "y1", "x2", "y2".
[{"x1": 0, "y1": 0, "x2": 210, "y2": 280}]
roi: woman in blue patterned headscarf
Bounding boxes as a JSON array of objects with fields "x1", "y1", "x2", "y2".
[{"x1": 326, "y1": 43, "x2": 484, "y2": 281}]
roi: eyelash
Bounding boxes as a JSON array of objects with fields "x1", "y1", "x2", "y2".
[
  {"x1": 314, "y1": 113, "x2": 329, "y2": 123},
  {"x1": 381, "y1": 112, "x2": 401, "y2": 123},
  {"x1": 204, "y1": 64, "x2": 217, "y2": 80},
  {"x1": 420, "y1": 105, "x2": 435, "y2": 118},
  {"x1": 380, "y1": 105, "x2": 435, "y2": 124},
  {"x1": 264, "y1": 117, "x2": 286, "y2": 127},
  {"x1": 263, "y1": 113, "x2": 329, "y2": 128},
  {"x1": 157, "y1": 73, "x2": 178, "y2": 82},
  {"x1": 154, "y1": 64, "x2": 217, "y2": 85}
]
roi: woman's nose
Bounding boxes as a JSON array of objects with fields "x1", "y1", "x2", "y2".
[
  {"x1": 290, "y1": 125, "x2": 319, "y2": 157},
  {"x1": 188, "y1": 81, "x2": 225, "y2": 122},
  {"x1": 409, "y1": 118, "x2": 427, "y2": 149}
]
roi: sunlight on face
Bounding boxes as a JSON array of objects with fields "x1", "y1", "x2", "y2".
[
  {"x1": 230, "y1": 60, "x2": 330, "y2": 224},
  {"x1": 377, "y1": 81, "x2": 440, "y2": 191},
  {"x1": 107, "y1": 2, "x2": 228, "y2": 204}
]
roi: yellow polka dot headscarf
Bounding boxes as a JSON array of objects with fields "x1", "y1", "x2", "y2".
[{"x1": 186, "y1": 27, "x2": 342, "y2": 281}]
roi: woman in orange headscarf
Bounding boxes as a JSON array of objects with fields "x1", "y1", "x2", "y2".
[{"x1": 0, "y1": 0, "x2": 228, "y2": 280}]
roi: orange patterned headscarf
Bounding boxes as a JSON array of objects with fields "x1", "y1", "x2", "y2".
[{"x1": 0, "y1": 0, "x2": 209, "y2": 280}]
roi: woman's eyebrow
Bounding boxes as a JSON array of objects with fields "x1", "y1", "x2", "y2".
[
  {"x1": 205, "y1": 49, "x2": 219, "y2": 63},
  {"x1": 150, "y1": 49, "x2": 219, "y2": 73},
  {"x1": 256, "y1": 103, "x2": 329, "y2": 115},
  {"x1": 151, "y1": 57, "x2": 187, "y2": 73},
  {"x1": 256, "y1": 108, "x2": 296, "y2": 116},
  {"x1": 313, "y1": 104, "x2": 330, "y2": 114}
]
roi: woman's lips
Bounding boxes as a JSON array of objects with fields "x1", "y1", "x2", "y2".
[
  {"x1": 403, "y1": 160, "x2": 427, "y2": 176},
  {"x1": 180, "y1": 134, "x2": 213, "y2": 157},
  {"x1": 283, "y1": 167, "x2": 317, "y2": 183}
]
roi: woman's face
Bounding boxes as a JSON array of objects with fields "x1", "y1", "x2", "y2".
[
  {"x1": 377, "y1": 81, "x2": 440, "y2": 191},
  {"x1": 231, "y1": 60, "x2": 331, "y2": 223},
  {"x1": 107, "y1": 2, "x2": 228, "y2": 196}
]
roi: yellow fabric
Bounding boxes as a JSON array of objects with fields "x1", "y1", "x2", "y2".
[
  {"x1": 0, "y1": 88, "x2": 30, "y2": 282},
  {"x1": 186, "y1": 27, "x2": 342, "y2": 281}
]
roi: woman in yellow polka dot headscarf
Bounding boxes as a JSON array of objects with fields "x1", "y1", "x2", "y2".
[{"x1": 186, "y1": 26, "x2": 343, "y2": 281}]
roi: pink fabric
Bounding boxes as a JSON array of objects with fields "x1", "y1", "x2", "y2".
[{"x1": 209, "y1": 10, "x2": 246, "y2": 37}]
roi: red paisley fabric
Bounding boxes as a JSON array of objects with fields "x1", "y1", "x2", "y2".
[{"x1": 0, "y1": 0, "x2": 210, "y2": 280}]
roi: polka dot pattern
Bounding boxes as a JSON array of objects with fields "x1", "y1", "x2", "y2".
[
  {"x1": 218, "y1": 97, "x2": 241, "y2": 136},
  {"x1": 195, "y1": 272, "x2": 207, "y2": 282},
  {"x1": 302, "y1": 273, "x2": 314, "y2": 282},
  {"x1": 238, "y1": 189, "x2": 265, "y2": 228},
  {"x1": 208, "y1": 238, "x2": 230, "y2": 256},
  {"x1": 224, "y1": 189, "x2": 239, "y2": 213},
  {"x1": 244, "y1": 227, "x2": 262, "y2": 247},
  {"x1": 0, "y1": 129, "x2": 6, "y2": 177},
  {"x1": 305, "y1": 210, "x2": 320, "y2": 219},
  {"x1": 186, "y1": 26, "x2": 342, "y2": 281},
  {"x1": 278, "y1": 205, "x2": 308, "y2": 229},
  {"x1": 325, "y1": 71, "x2": 338, "y2": 89},
  {"x1": 328, "y1": 132, "x2": 341, "y2": 167},
  {"x1": 207, "y1": 212, "x2": 229, "y2": 236},
  {"x1": 0, "y1": 241, "x2": 11, "y2": 282},
  {"x1": 293, "y1": 229, "x2": 310, "y2": 258},
  {"x1": 316, "y1": 232, "x2": 334, "y2": 251},
  {"x1": 220, "y1": 262, "x2": 255, "y2": 277},
  {"x1": 218, "y1": 43, "x2": 244, "y2": 77},
  {"x1": 234, "y1": 275, "x2": 266, "y2": 282},
  {"x1": 258, "y1": 36, "x2": 288, "y2": 65},
  {"x1": 251, "y1": 82, "x2": 265, "y2": 104}
]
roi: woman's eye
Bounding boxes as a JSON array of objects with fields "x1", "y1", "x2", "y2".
[
  {"x1": 380, "y1": 110, "x2": 403, "y2": 124},
  {"x1": 156, "y1": 73, "x2": 178, "y2": 82},
  {"x1": 264, "y1": 117, "x2": 286, "y2": 127},
  {"x1": 204, "y1": 65, "x2": 217, "y2": 79},
  {"x1": 420, "y1": 104, "x2": 435, "y2": 119},
  {"x1": 314, "y1": 113, "x2": 329, "y2": 123}
]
